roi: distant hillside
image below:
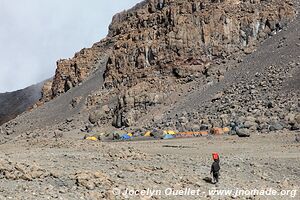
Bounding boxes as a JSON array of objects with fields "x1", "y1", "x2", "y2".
[{"x1": 0, "y1": 83, "x2": 43, "y2": 126}]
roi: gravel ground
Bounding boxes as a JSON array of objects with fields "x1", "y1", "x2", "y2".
[{"x1": 0, "y1": 131, "x2": 299, "y2": 200}]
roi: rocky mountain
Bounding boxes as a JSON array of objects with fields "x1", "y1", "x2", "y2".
[
  {"x1": 0, "y1": 83, "x2": 43, "y2": 126},
  {"x1": 42, "y1": 0, "x2": 295, "y2": 101},
  {"x1": 0, "y1": 0, "x2": 299, "y2": 137}
]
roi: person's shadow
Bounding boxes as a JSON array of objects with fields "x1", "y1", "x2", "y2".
[{"x1": 203, "y1": 177, "x2": 214, "y2": 184}]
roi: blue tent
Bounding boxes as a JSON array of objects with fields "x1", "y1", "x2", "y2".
[
  {"x1": 120, "y1": 134, "x2": 131, "y2": 140},
  {"x1": 163, "y1": 134, "x2": 175, "y2": 139}
]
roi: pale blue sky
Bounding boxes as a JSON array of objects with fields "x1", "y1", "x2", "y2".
[{"x1": 0, "y1": 0, "x2": 141, "y2": 92}]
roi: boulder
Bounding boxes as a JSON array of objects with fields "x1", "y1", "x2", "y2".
[
  {"x1": 290, "y1": 123, "x2": 300, "y2": 131},
  {"x1": 255, "y1": 116, "x2": 268, "y2": 124},
  {"x1": 285, "y1": 113, "x2": 296, "y2": 124},
  {"x1": 123, "y1": 109, "x2": 138, "y2": 127},
  {"x1": 89, "y1": 105, "x2": 113, "y2": 125},
  {"x1": 236, "y1": 128, "x2": 250, "y2": 137},
  {"x1": 89, "y1": 110, "x2": 105, "y2": 124},
  {"x1": 243, "y1": 121, "x2": 257, "y2": 129},
  {"x1": 191, "y1": 124, "x2": 200, "y2": 132},
  {"x1": 220, "y1": 114, "x2": 230, "y2": 127},
  {"x1": 269, "y1": 122, "x2": 284, "y2": 131},
  {"x1": 75, "y1": 171, "x2": 111, "y2": 190},
  {"x1": 200, "y1": 124, "x2": 210, "y2": 131}
]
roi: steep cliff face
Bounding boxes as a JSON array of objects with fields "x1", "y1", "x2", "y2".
[
  {"x1": 41, "y1": 0, "x2": 296, "y2": 128},
  {"x1": 105, "y1": 0, "x2": 295, "y2": 88},
  {"x1": 104, "y1": 0, "x2": 295, "y2": 127}
]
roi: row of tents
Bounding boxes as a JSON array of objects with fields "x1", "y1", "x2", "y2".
[{"x1": 85, "y1": 127, "x2": 231, "y2": 142}]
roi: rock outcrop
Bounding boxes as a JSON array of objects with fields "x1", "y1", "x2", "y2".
[
  {"x1": 105, "y1": 0, "x2": 295, "y2": 89},
  {"x1": 105, "y1": 0, "x2": 296, "y2": 128},
  {"x1": 40, "y1": 0, "x2": 296, "y2": 129},
  {"x1": 42, "y1": 38, "x2": 113, "y2": 102}
]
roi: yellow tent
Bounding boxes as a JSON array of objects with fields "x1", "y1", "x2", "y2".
[
  {"x1": 144, "y1": 131, "x2": 151, "y2": 137},
  {"x1": 85, "y1": 136, "x2": 98, "y2": 141},
  {"x1": 223, "y1": 127, "x2": 230, "y2": 133},
  {"x1": 164, "y1": 130, "x2": 176, "y2": 135}
]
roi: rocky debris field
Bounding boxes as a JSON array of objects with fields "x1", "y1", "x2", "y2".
[
  {"x1": 142, "y1": 5, "x2": 300, "y2": 137},
  {"x1": 150, "y1": 60, "x2": 300, "y2": 135},
  {"x1": 0, "y1": 131, "x2": 299, "y2": 199}
]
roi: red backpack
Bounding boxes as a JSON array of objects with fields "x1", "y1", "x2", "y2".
[{"x1": 212, "y1": 152, "x2": 219, "y2": 160}]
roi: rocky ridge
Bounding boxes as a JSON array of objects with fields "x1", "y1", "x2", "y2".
[{"x1": 41, "y1": 39, "x2": 113, "y2": 102}]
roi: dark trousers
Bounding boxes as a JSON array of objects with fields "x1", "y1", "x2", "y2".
[{"x1": 213, "y1": 172, "x2": 219, "y2": 183}]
